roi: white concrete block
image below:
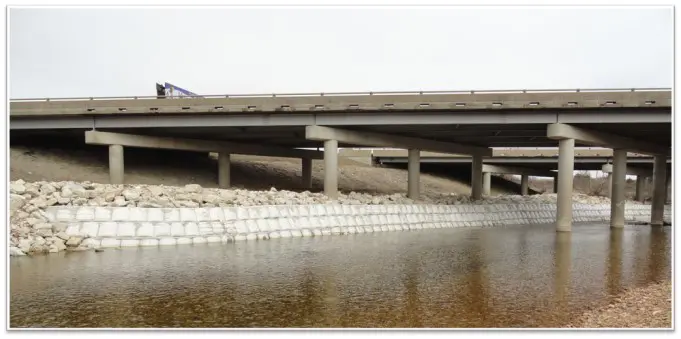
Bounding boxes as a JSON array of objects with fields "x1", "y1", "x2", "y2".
[
  {"x1": 99, "y1": 238, "x2": 120, "y2": 248},
  {"x1": 65, "y1": 223, "x2": 81, "y2": 236},
  {"x1": 394, "y1": 225, "x2": 403, "y2": 231},
  {"x1": 362, "y1": 226, "x2": 373, "y2": 233},
  {"x1": 269, "y1": 231, "x2": 281, "y2": 239},
  {"x1": 168, "y1": 222, "x2": 184, "y2": 236},
  {"x1": 208, "y1": 207, "x2": 224, "y2": 221},
  {"x1": 154, "y1": 223, "x2": 172, "y2": 237},
  {"x1": 234, "y1": 220, "x2": 248, "y2": 234},
  {"x1": 75, "y1": 207, "x2": 95, "y2": 221},
  {"x1": 195, "y1": 208, "x2": 210, "y2": 222},
  {"x1": 379, "y1": 215, "x2": 389, "y2": 225},
  {"x1": 246, "y1": 220, "x2": 260, "y2": 233},
  {"x1": 346, "y1": 217, "x2": 357, "y2": 227},
  {"x1": 267, "y1": 206, "x2": 280, "y2": 218},
  {"x1": 192, "y1": 237, "x2": 207, "y2": 244},
  {"x1": 81, "y1": 222, "x2": 100, "y2": 238},
  {"x1": 177, "y1": 237, "x2": 192, "y2": 245},
  {"x1": 356, "y1": 226, "x2": 365, "y2": 234},
  {"x1": 211, "y1": 222, "x2": 224, "y2": 234},
  {"x1": 297, "y1": 205, "x2": 310, "y2": 217},
  {"x1": 184, "y1": 222, "x2": 199, "y2": 236},
  {"x1": 110, "y1": 208, "x2": 129, "y2": 221},
  {"x1": 222, "y1": 208, "x2": 236, "y2": 221},
  {"x1": 324, "y1": 205, "x2": 336, "y2": 215},
  {"x1": 312, "y1": 229, "x2": 323, "y2": 236},
  {"x1": 129, "y1": 208, "x2": 147, "y2": 222},
  {"x1": 330, "y1": 227, "x2": 342, "y2": 235},
  {"x1": 347, "y1": 226, "x2": 357, "y2": 234},
  {"x1": 316, "y1": 205, "x2": 328, "y2": 216},
  {"x1": 159, "y1": 237, "x2": 178, "y2": 246},
  {"x1": 301, "y1": 229, "x2": 313, "y2": 237},
  {"x1": 246, "y1": 207, "x2": 259, "y2": 219},
  {"x1": 354, "y1": 216, "x2": 364, "y2": 226},
  {"x1": 270, "y1": 218, "x2": 283, "y2": 231},
  {"x1": 321, "y1": 229, "x2": 332, "y2": 236},
  {"x1": 147, "y1": 209, "x2": 164, "y2": 222},
  {"x1": 140, "y1": 238, "x2": 159, "y2": 247},
  {"x1": 136, "y1": 222, "x2": 154, "y2": 237},
  {"x1": 318, "y1": 216, "x2": 330, "y2": 228},
  {"x1": 179, "y1": 208, "x2": 197, "y2": 222},
  {"x1": 235, "y1": 207, "x2": 249, "y2": 220},
  {"x1": 81, "y1": 238, "x2": 101, "y2": 248},
  {"x1": 277, "y1": 206, "x2": 290, "y2": 218},
  {"x1": 351, "y1": 205, "x2": 362, "y2": 215},
  {"x1": 290, "y1": 230, "x2": 303, "y2": 238},
  {"x1": 93, "y1": 207, "x2": 112, "y2": 221},
  {"x1": 342, "y1": 205, "x2": 353, "y2": 215},
  {"x1": 257, "y1": 219, "x2": 270, "y2": 232},
  {"x1": 254, "y1": 206, "x2": 268, "y2": 219},
  {"x1": 117, "y1": 222, "x2": 136, "y2": 237},
  {"x1": 373, "y1": 226, "x2": 383, "y2": 232},
  {"x1": 280, "y1": 230, "x2": 292, "y2": 238},
  {"x1": 164, "y1": 208, "x2": 180, "y2": 222},
  {"x1": 387, "y1": 225, "x2": 396, "y2": 232},
  {"x1": 257, "y1": 233, "x2": 269, "y2": 240},
  {"x1": 120, "y1": 239, "x2": 140, "y2": 247}
]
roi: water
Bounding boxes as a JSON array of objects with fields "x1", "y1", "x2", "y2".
[{"x1": 9, "y1": 224, "x2": 671, "y2": 328}]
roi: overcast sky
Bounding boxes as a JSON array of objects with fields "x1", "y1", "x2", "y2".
[{"x1": 9, "y1": 6, "x2": 673, "y2": 98}]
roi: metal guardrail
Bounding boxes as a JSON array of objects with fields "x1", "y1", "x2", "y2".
[{"x1": 9, "y1": 87, "x2": 672, "y2": 102}]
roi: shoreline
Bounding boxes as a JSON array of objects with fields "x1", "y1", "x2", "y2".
[{"x1": 9, "y1": 180, "x2": 670, "y2": 257}]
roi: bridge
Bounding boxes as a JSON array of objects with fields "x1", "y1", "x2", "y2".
[{"x1": 9, "y1": 88, "x2": 672, "y2": 232}]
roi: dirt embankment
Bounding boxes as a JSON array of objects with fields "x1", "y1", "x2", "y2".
[{"x1": 10, "y1": 145, "x2": 521, "y2": 196}]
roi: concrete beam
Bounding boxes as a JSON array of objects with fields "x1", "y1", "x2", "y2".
[
  {"x1": 601, "y1": 164, "x2": 651, "y2": 177},
  {"x1": 482, "y1": 164, "x2": 556, "y2": 178},
  {"x1": 305, "y1": 126, "x2": 492, "y2": 156},
  {"x1": 547, "y1": 123, "x2": 669, "y2": 156},
  {"x1": 85, "y1": 130, "x2": 323, "y2": 160}
]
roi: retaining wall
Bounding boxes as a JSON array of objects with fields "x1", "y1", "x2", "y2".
[{"x1": 45, "y1": 203, "x2": 671, "y2": 249}]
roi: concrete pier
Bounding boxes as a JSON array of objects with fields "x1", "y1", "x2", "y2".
[
  {"x1": 471, "y1": 155, "x2": 483, "y2": 200},
  {"x1": 483, "y1": 172, "x2": 491, "y2": 196},
  {"x1": 610, "y1": 149, "x2": 627, "y2": 228},
  {"x1": 651, "y1": 155, "x2": 667, "y2": 226},
  {"x1": 556, "y1": 138, "x2": 575, "y2": 232},
  {"x1": 520, "y1": 175, "x2": 529, "y2": 196},
  {"x1": 218, "y1": 152, "x2": 231, "y2": 189},
  {"x1": 302, "y1": 158, "x2": 312, "y2": 189},
  {"x1": 407, "y1": 149, "x2": 420, "y2": 199},
  {"x1": 635, "y1": 176, "x2": 646, "y2": 202},
  {"x1": 324, "y1": 140, "x2": 339, "y2": 199},
  {"x1": 109, "y1": 145, "x2": 124, "y2": 185},
  {"x1": 553, "y1": 177, "x2": 558, "y2": 194}
]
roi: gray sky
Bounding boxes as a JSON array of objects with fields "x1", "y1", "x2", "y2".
[{"x1": 9, "y1": 6, "x2": 673, "y2": 98}]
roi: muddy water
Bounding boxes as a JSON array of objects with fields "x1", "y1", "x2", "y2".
[{"x1": 9, "y1": 224, "x2": 671, "y2": 328}]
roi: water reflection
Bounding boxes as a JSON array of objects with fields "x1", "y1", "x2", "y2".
[{"x1": 10, "y1": 224, "x2": 671, "y2": 328}]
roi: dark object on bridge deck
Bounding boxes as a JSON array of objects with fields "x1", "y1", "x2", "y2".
[{"x1": 156, "y1": 83, "x2": 166, "y2": 99}]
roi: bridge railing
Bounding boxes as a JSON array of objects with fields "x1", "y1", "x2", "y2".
[{"x1": 9, "y1": 87, "x2": 672, "y2": 102}]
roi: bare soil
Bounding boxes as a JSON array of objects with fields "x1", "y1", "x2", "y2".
[{"x1": 9, "y1": 145, "x2": 520, "y2": 196}]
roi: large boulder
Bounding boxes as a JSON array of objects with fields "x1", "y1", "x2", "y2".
[{"x1": 9, "y1": 194, "x2": 26, "y2": 217}]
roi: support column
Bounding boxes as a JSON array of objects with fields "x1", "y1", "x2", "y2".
[
  {"x1": 324, "y1": 140, "x2": 339, "y2": 198},
  {"x1": 635, "y1": 176, "x2": 646, "y2": 202},
  {"x1": 607, "y1": 173, "x2": 613, "y2": 199},
  {"x1": 471, "y1": 154, "x2": 483, "y2": 200},
  {"x1": 109, "y1": 145, "x2": 124, "y2": 185},
  {"x1": 666, "y1": 173, "x2": 671, "y2": 204},
  {"x1": 610, "y1": 149, "x2": 627, "y2": 229},
  {"x1": 483, "y1": 172, "x2": 491, "y2": 196},
  {"x1": 218, "y1": 152, "x2": 231, "y2": 189},
  {"x1": 650, "y1": 156, "x2": 667, "y2": 226},
  {"x1": 302, "y1": 158, "x2": 312, "y2": 189},
  {"x1": 520, "y1": 175, "x2": 529, "y2": 196},
  {"x1": 407, "y1": 149, "x2": 420, "y2": 199},
  {"x1": 556, "y1": 138, "x2": 575, "y2": 232},
  {"x1": 553, "y1": 176, "x2": 558, "y2": 194}
]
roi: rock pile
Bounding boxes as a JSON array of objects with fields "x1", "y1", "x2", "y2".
[{"x1": 8, "y1": 180, "x2": 623, "y2": 257}]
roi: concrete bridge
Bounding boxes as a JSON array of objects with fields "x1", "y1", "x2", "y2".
[{"x1": 10, "y1": 88, "x2": 672, "y2": 231}]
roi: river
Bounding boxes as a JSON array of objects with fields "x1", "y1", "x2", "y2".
[{"x1": 9, "y1": 223, "x2": 671, "y2": 328}]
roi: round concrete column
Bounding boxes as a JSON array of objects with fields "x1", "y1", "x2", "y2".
[
  {"x1": 556, "y1": 138, "x2": 575, "y2": 232},
  {"x1": 635, "y1": 176, "x2": 646, "y2": 202},
  {"x1": 609, "y1": 149, "x2": 627, "y2": 229},
  {"x1": 218, "y1": 152, "x2": 231, "y2": 189},
  {"x1": 302, "y1": 158, "x2": 312, "y2": 189},
  {"x1": 471, "y1": 155, "x2": 483, "y2": 200},
  {"x1": 482, "y1": 172, "x2": 491, "y2": 196},
  {"x1": 651, "y1": 155, "x2": 667, "y2": 226},
  {"x1": 109, "y1": 145, "x2": 124, "y2": 185},
  {"x1": 407, "y1": 149, "x2": 420, "y2": 199},
  {"x1": 323, "y1": 140, "x2": 339, "y2": 198},
  {"x1": 520, "y1": 175, "x2": 529, "y2": 196}
]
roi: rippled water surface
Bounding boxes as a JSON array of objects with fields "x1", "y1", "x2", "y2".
[{"x1": 10, "y1": 224, "x2": 671, "y2": 328}]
